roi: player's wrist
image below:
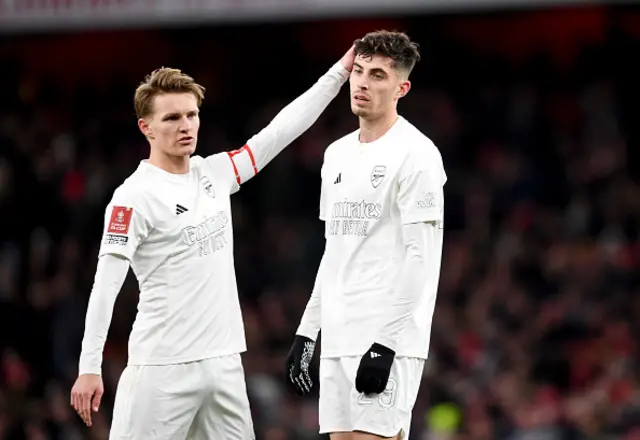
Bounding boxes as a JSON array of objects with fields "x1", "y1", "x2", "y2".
[
  {"x1": 330, "y1": 61, "x2": 351, "y2": 81},
  {"x1": 78, "y1": 372, "x2": 102, "y2": 378},
  {"x1": 78, "y1": 359, "x2": 102, "y2": 377},
  {"x1": 293, "y1": 335, "x2": 316, "y2": 355},
  {"x1": 371, "y1": 335, "x2": 398, "y2": 354},
  {"x1": 294, "y1": 329, "x2": 317, "y2": 344},
  {"x1": 369, "y1": 342, "x2": 396, "y2": 358},
  {"x1": 78, "y1": 370, "x2": 102, "y2": 377}
]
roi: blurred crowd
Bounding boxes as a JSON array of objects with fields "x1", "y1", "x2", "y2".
[{"x1": 1, "y1": 7, "x2": 639, "y2": 440}]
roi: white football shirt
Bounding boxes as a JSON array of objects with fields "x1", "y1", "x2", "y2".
[
  {"x1": 79, "y1": 61, "x2": 350, "y2": 374},
  {"x1": 318, "y1": 116, "x2": 446, "y2": 359},
  {"x1": 98, "y1": 153, "x2": 248, "y2": 365}
]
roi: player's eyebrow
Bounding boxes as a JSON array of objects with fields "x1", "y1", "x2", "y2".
[
  {"x1": 353, "y1": 62, "x2": 388, "y2": 76},
  {"x1": 162, "y1": 112, "x2": 181, "y2": 121},
  {"x1": 369, "y1": 67, "x2": 387, "y2": 76},
  {"x1": 161, "y1": 110, "x2": 198, "y2": 121}
]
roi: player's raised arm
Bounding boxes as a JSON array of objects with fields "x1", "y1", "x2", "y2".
[
  {"x1": 211, "y1": 47, "x2": 354, "y2": 190},
  {"x1": 71, "y1": 193, "x2": 150, "y2": 427}
]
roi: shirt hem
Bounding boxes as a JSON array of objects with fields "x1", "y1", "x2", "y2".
[
  {"x1": 127, "y1": 347, "x2": 247, "y2": 366},
  {"x1": 319, "y1": 350, "x2": 428, "y2": 360},
  {"x1": 401, "y1": 213, "x2": 442, "y2": 225}
]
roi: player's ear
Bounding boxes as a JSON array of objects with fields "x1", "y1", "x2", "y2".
[
  {"x1": 138, "y1": 118, "x2": 154, "y2": 139},
  {"x1": 397, "y1": 80, "x2": 411, "y2": 99}
]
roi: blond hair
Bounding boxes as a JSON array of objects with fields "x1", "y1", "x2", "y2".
[{"x1": 134, "y1": 67, "x2": 205, "y2": 118}]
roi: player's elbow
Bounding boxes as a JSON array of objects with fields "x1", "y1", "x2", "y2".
[
  {"x1": 402, "y1": 235, "x2": 425, "y2": 261},
  {"x1": 405, "y1": 246, "x2": 426, "y2": 264},
  {"x1": 401, "y1": 221, "x2": 435, "y2": 263}
]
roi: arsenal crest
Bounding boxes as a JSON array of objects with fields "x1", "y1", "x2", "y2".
[
  {"x1": 371, "y1": 165, "x2": 386, "y2": 188},
  {"x1": 201, "y1": 176, "x2": 215, "y2": 198}
]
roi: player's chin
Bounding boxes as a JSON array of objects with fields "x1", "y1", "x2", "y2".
[
  {"x1": 173, "y1": 142, "x2": 197, "y2": 156},
  {"x1": 351, "y1": 105, "x2": 369, "y2": 118}
]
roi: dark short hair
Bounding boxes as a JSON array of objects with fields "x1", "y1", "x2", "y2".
[{"x1": 354, "y1": 30, "x2": 421, "y2": 75}]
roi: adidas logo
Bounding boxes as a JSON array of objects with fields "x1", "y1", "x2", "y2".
[
  {"x1": 334, "y1": 173, "x2": 342, "y2": 184},
  {"x1": 370, "y1": 352, "x2": 380, "y2": 359},
  {"x1": 176, "y1": 204, "x2": 189, "y2": 215}
]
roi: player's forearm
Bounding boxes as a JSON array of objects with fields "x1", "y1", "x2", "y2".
[
  {"x1": 376, "y1": 222, "x2": 435, "y2": 352},
  {"x1": 296, "y1": 291, "x2": 321, "y2": 342},
  {"x1": 295, "y1": 254, "x2": 327, "y2": 341},
  {"x1": 78, "y1": 254, "x2": 129, "y2": 375},
  {"x1": 244, "y1": 62, "x2": 349, "y2": 173}
]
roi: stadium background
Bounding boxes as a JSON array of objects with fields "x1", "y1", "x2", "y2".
[{"x1": 1, "y1": 1, "x2": 639, "y2": 439}]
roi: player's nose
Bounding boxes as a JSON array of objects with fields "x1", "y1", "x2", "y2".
[{"x1": 178, "y1": 116, "x2": 192, "y2": 132}]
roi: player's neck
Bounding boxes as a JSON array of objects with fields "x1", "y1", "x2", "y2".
[
  {"x1": 148, "y1": 150, "x2": 190, "y2": 174},
  {"x1": 358, "y1": 111, "x2": 399, "y2": 144}
]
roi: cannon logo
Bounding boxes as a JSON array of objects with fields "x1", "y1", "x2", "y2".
[{"x1": 371, "y1": 165, "x2": 386, "y2": 188}]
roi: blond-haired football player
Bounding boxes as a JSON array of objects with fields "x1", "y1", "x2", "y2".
[{"x1": 70, "y1": 47, "x2": 355, "y2": 439}]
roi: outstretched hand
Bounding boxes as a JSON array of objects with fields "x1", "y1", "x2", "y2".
[{"x1": 339, "y1": 45, "x2": 356, "y2": 72}]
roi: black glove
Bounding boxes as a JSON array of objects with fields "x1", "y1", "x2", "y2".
[
  {"x1": 285, "y1": 335, "x2": 316, "y2": 396},
  {"x1": 355, "y1": 343, "x2": 395, "y2": 394}
]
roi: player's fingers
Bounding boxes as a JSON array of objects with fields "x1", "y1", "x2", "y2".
[
  {"x1": 74, "y1": 394, "x2": 81, "y2": 414},
  {"x1": 369, "y1": 378, "x2": 380, "y2": 395},
  {"x1": 374, "y1": 379, "x2": 385, "y2": 394},
  {"x1": 80, "y1": 393, "x2": 92, "y2": 426},
  {"x1": 287, "y1": 363, "x2": 294, "y2": 377},
  {"x1": 302, "y1": 373, "x2": 313, "y2": 392},
  {"x1": 288, "y1": 364, "x2": 299, "y2": 388},
  {"x1": 355, "y1": 375, "x2": 364, "y2": 393},
  {"x1": 92, "y1": 389, "x2": 103, "y2": 412},
  {"x1": 79, "y1": 393, "x2": 87, "y2": 424},
  {"x1": 294, "y1": 375, "x2": 307, "y2": 395},
  {"x1": 359, "y1": 376, "x2": 375, "y2": 395},
  {"x1": 299, "y1": 375, "x2": 310, "y2": 394},
  {"x1": 73, "y1": 392, "x2": 84, "y2": 420},
  {"x1": 73, "y1": 390, "x2": 82, "y2": 411},
  {"x1": 293, "y1": 376, "x2": 304, "y2": 394}
]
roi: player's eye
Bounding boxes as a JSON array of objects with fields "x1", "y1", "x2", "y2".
[{"x1": 374, "y1": 73, "x2": 384, "y2": 80}]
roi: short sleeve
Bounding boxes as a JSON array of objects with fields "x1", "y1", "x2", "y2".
[
  {"x1": 397, "y1": 146, "x2": 447, "y2": 225},
  {"x1": 203, "y1": 152, "x2": 248, "y2": 195},
  {"x1": 98, "y1": 190, "x2": 151, "y2": 260}
]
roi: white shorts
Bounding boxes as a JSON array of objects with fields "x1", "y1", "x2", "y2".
[
  {"x1": 109, "y1": 354, "x2": 254, "y2": 440},
  {"x1": 319, "y1": 356, "x2": 424, "y2": 439}
]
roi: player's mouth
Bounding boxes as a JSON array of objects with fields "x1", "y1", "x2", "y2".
[
  {"x1": 353, "y1": 94, "x2": 370, "y2": 104},
  {"x1": 178, "y1": 136, "x2": 194, "y2": 145}
]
